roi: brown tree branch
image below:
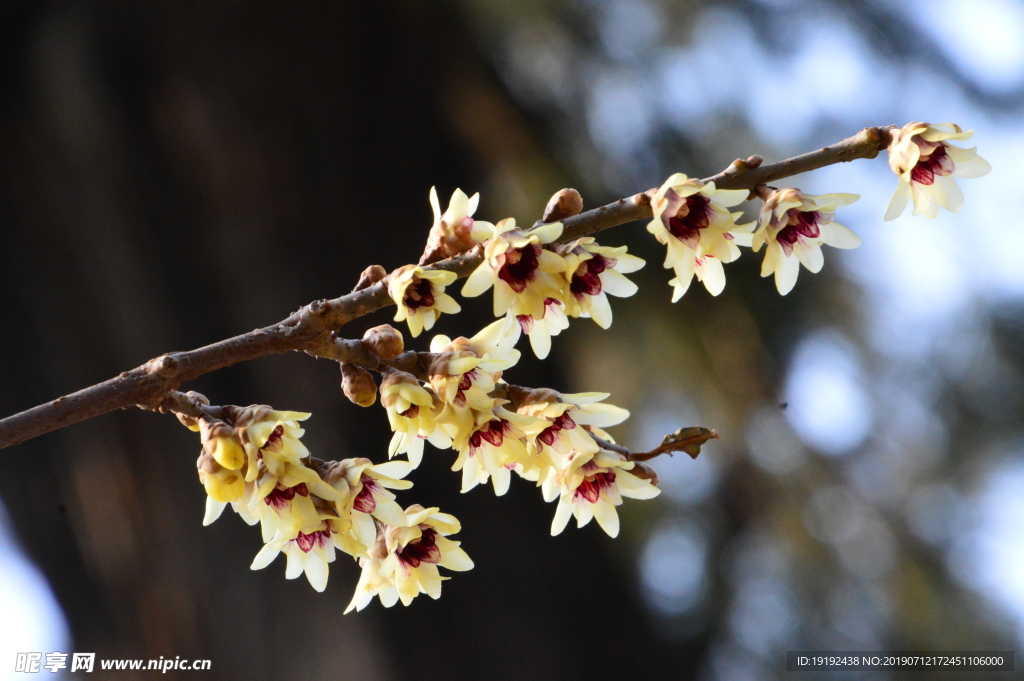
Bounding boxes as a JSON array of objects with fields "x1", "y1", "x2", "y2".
[{"x1": 0, "y1": 125, "x2": 894, "y2": 451}]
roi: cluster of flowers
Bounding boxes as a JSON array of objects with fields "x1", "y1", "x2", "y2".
[
  {"x1": 184, "y1": 404, "x2": 471, "y2": 610},
  {"x1": 380, "y1": 318, "x2": 660, "y2": 537},
  {"x1": 648, "y1": 121, "x2": 989, "y2": 296},
  {"x1": 390, "y1": 123, "x2": 989, "y2": 320},
  {"x1": 388, "y1": 189, "x2": 645, "y2": 358},
  {"x1": 185, "y1": 120, "x2": 988, "y2": 608}
]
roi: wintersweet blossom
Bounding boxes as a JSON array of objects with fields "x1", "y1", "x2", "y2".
[
  {"x1": 451, "y1": 405, "x2": 542, "y2": 495},
  {"x1": 559, "y1": 238, "x2": 644, "y2": 329},
  {"x1": 196, "y1": 449, "x2": 259, "y2": 528},
  {"x1": 752, "y1": 188, "x2": 861, "y2": 295},
  {"x1": 420, "y1": 187, "x2": 490, "y2": 263},
  {"x1": 254, "y1": 480, "x2": 325, "y2": 543},
  {"x1": 251, "y1": 523, "x2": 337, "y2": 592},
  {"x1": 322, "y1": 458, "x2": 413, "y2": 555},
  {"x1": 514, "y1": 389, "x2": 630, "y2": 461},
  {"x1": 380, "y1": 370, "x2": 451, "y2": 467},
  {"x1": 509, "y1": 297, "x2": 569, "y2": 360},
  {"x1": 428, "y1": 319, "x2": 521, "y2": 436},
  {"x1": 884, "y1": 122, "x2": 991, "y2": 221},
  {"x1": 647, "y1": 173, "x2": 754, "y2": 299},
  {"x1": 346, "y1": 505, "x2": 473, "y2": 611},
  {"x1": 461, "y1": 219, "x2": 567, "y2": 318},
  {"x1": 238, "y1": 409, "x2": 311, "y2": 482},
  {"x1": 543, "y1": 449, "x2": 660, "y2": 538},
  {"x1": 387, "y1": 265, "x2": 462, "y2": 338}
]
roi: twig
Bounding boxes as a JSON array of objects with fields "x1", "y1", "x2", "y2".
[{"x1": 0, "y1": 125, "x2": 894, "y2": 451}]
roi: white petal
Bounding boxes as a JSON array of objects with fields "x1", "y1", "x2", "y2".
[
  {"x1": 429, "y1": 186, "x2": 441, "y2": 222},
  {"x1": 203, "y1": 498, "x2": 227, "y2": 526},
  {"x1": 883, "y1": 181, "x2": 911, "y2": 222},
  {"x1": 592, "y1": 502, "x2": 620, "y2": 538},
  {"x1": 699, "y1": 258, "x2": 726, "y2": 296},
  {"x1": 461, "y1": 264, "x2": 494, "y2": 297},
  {"x1": 250, "y1": 543, "x2": 282, "y2": 571},
  {"x1": 953, "y1": 154, "x2": 991, "y2": 179},
  {"x1": 551, "y1": 501, "x2": 573, "y2": 536},
  {"x1": 935, "y1": 175, "x2": 964, "y2": 213},
  {"x1": 796, "y1": 244, "x2": 824, "y2": 273},
  {"x1": 304, "y1": 556, "x2": 329, "y2": 592},
  {"x1": 529, "y1": 325, "x2": 552, "y2": 360},
  {"x1": 775, "y1": 254, "x2": 800, "y2": 295},
  {"x1": 440, "y1": 546, "x2": 475, "y2": 571},
  {"x1": 588, "y1": 293, "x2": 613, "y2": 329},
  {"x1": 600, "y1": 269, "x2": 638, "y2": 297},
  {"x1": 818, "y1": 222, "x2": 862, "y2": 249}
]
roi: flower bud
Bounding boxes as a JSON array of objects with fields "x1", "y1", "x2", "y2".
[
  {"x1": 362, "y1": 324, "x2": 404, "y2": 359},
  {"x1": 542, "y1": 188, "x2": 583, "y2": 223},
  {"x1": 341, "y1": 363, "x2": 378, "y2": 407},
  {"x1": 198, "y1": 418, "x2": 245, "y2": 470},
  {"x1": 352, "y1": 265, "x2": 387, "y2": 292},
  {"x1": 196, "y1": 451, "x2": 245, "y2": 502},
  {"x1": 208, "y1": 435, "x2": 246, "y2": 470}
]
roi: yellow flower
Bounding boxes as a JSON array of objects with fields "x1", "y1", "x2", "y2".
[
  {"x1": 322, "y1": 458, "x2": 413, "y2": 556},
  {"x1": 752, "y1": 188, "x2": 860, "y2": 295},
  {"x1": 516, "y1": 390, "x2": 629, "y2": 458},
  {"x1": 428, "y1": 319, "x2": 521, "y2": 438},
  {"x1": 508, "y1": 297, "x2": 569, "y2": 360},
  {"x1": 560, "y1": 238, "x2": 644, "y2": 329},
  {"x1": 648, "y1": 173, "x2": 753, "y2": 299},
  {"x1": 420, "y1": 187, "x2": 489, "y2": 263},
  {"x1": 380, "y1": 371, "x2": 451, "y2": 468},
  {"x1": 884, "y1": 122, "x2": 991, "y2": 220},
  {"x1": 451, "y1": 405, "x2": 543, "y2": 496},
  {"x1": 387, "y1": 265, "x2": 462, "y2": 338},
  {"x1": 238, "y1": 410, "x2": 312, "y2": 482},
  {"x1": 461, "y1": 219, "x2": 567, "y2": 319},
  {"x1": 345, "y1": 505, "x2": 473, "y2": 612},
  {"x1": 543, "y1": 449, "x2": 660, "y2": 538},
  {"x1": 251, "y1": 523, "x2": 337, "y2": 592}
]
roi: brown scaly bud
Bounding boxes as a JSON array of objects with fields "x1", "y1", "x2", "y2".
[
  {"x1": 542, "y1": 188, "x2": 583, "y2": 223},
  {"x1": 173, "y1": 391, "x2": 211, "y2": 430},
  {"x1": 362, "y1": 324, "x2": 404, "y2": 359},
  {"x1": 341, "y1": 363, "x2": 377, "y2": 407},
  {"x1": 352, "y1": 265, "x2": 387, "y2": 293}
]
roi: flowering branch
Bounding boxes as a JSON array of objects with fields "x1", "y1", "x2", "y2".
[
  {"x1": 2, "y1": 118, "x2": 990, "y2": 605},
  {"x1": 0, "y1": 124, "x2": 905, "y2": 451}
]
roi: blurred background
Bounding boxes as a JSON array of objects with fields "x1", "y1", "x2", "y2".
[{"x1": 0, "y1": 0, "x2": 1021, "y2": 679}]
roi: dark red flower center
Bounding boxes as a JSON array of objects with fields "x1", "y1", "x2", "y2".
[
  {"x1": 570, "y1": 255, "x2": 616, "y2": 300},
  {"x1": 469, "y1": 419, "x2": 511, "y2": 453},
  {"x1": 667, "y1": 194, "x2": 712, "y2": 247},
  {"x1": 403, "y1": 278, "x2": 435, "y2": 311},
  {"x1": 910, "y1": 143, "x2": 954, "y2": 186},
  {"x1": 260, "y1": 425, "x2": 285, "y2": 456},
  {"x1": 538, "y1": 412, "x2": 577, "y2": 446},
  {"x1": 498, "y1": 244, "x2": 542, "y2": 293},
  {"x1": 295, "y1": 528, "x2": 331, "y2": 553},
  {"x1": 264, "y1": 482, "x2": 309, "y2": 509},
  {"x1": 353, "y1": 476, "x2": 384, "y2": 514},
  {"x1": 574, "y1": 471, "x2": 616, "y2": 503},
  {"x1": 776, "y1": 210, "x2": 821, "y2": 256},
  {"x1": 453, "y1": 370, "x2": 478, "y2": 408},
  {"x1": 397, "y1": 528, "x2": 441, "y2": 568}
]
